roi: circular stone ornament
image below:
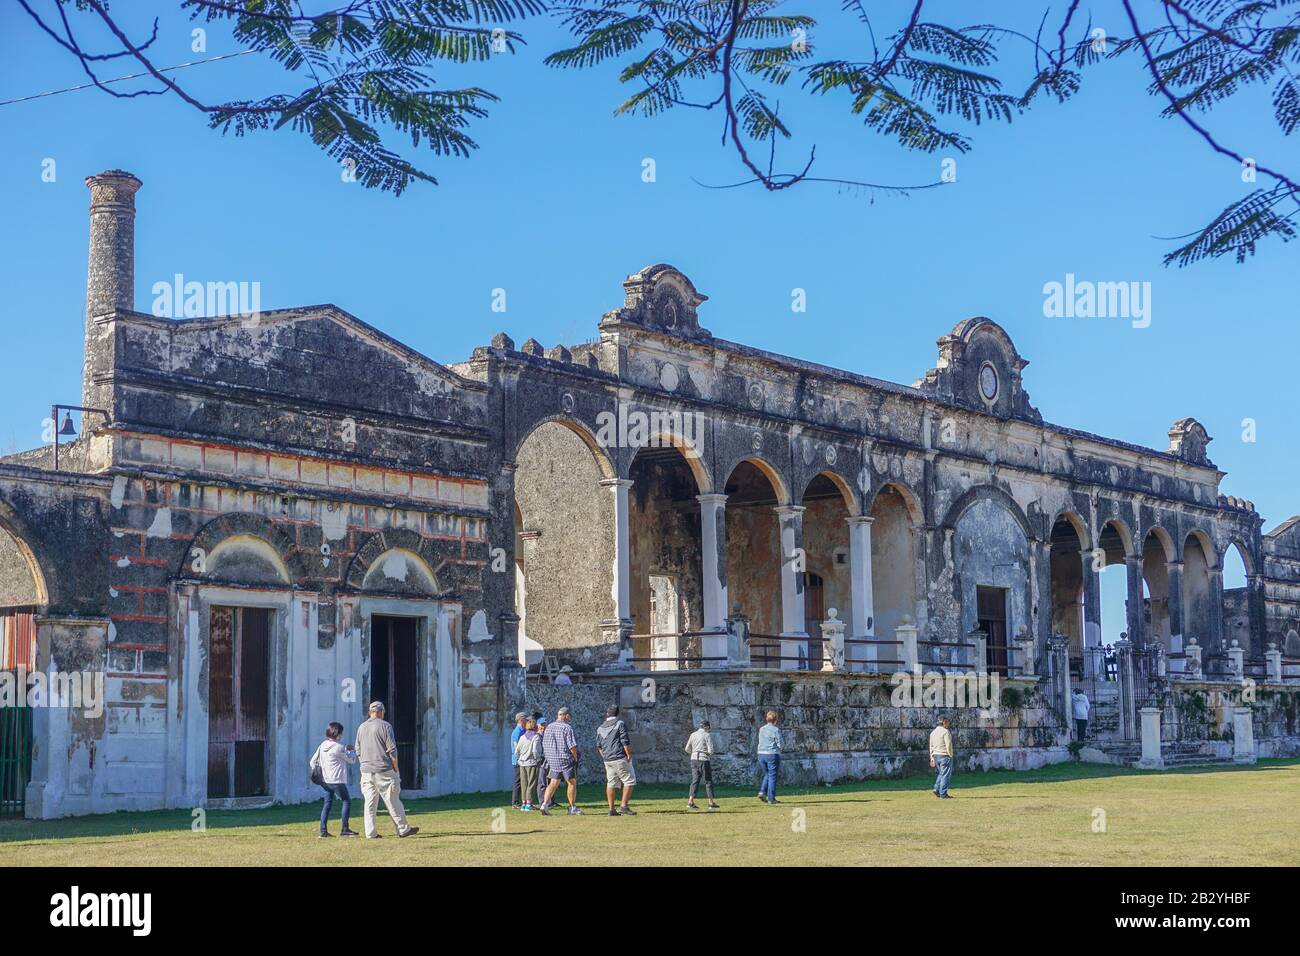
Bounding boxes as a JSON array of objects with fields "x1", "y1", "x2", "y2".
[
  {"x1": 979, "y1": 362, "x2": 999, "y2": 403},
  {"x1": 659, "y1": 363, "x2": 680, "y2": 392}
]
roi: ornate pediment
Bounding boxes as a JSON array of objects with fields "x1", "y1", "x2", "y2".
[
  {"x1": 600, "y1": 264, "x2": 711, "y2": 340},
  {"x1": 917, "y1": 317, "x2": 1041, "y2": 422},
  {"x1": 1168, "y1": 418, "x2": 1214, "y2": 467}
]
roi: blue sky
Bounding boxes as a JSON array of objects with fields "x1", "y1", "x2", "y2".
[{"x1": 1, "y1": 1, "x2": 1292, "y2": 633}]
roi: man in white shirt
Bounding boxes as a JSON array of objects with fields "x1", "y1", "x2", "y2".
[
  {"x1": 684, "y1": 720, "x2": 719, "y2": 810},
  {"x1": 929, "y1": 717, "x2": 954, "y2": 799}
]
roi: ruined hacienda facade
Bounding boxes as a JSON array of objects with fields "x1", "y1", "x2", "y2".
[{"x1": 2, "y1": 170, "x2": 1299, "y2": 818}]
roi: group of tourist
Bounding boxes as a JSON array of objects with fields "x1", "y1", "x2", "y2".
[
  {"x1": 308, "y1": 701, "x2": 419, "y2": 839},
  {"x1": 309, "y1": 703, "x2": 960, "y2": 835}
]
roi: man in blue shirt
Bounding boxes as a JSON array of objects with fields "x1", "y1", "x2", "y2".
[{"x1": 509, "y1": 711, "x2": 527, "y2": 808}]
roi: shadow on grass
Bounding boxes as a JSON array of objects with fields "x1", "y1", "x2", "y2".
[{"x1": 2, "y1": 758, "x2": 1295, "y2": 845}]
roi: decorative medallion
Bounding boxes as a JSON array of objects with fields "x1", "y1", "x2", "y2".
[
  {"x1": 751, "y1": 431, "x2": 764, "y2": 452},
  {"x1": 659, "y1": 363, "x2": 679, "y2": 392},
  {"x1": 560, "y1": 392, "x2": 575, "y2": 414},
  {"x1": 747, "y1": 382, "x2": 764, "y2": 409},
  {"x1": 825, "y1": 444, "x2": 838, "y2": 465},
  {"x1": 979, "y1": 362, "x2": 999, "y2": 403}
]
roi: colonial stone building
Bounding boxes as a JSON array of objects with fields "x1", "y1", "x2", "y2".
[{"x1": 1, "y1": 170, "x2": 1298, "y2": 817}]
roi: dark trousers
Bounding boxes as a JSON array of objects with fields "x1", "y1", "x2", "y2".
[
  {"x1": 511, "y1": 765, "x2": 522, "y2": 806},
  {"x1": 537, "y1": 762, "x2": 548, "y2": 805},
  {"x1": 1075, "y1": 718, "x2": 1088, "y2": 740},
  {"x1": 319, "y1": 782, "x2": 350, "y2": 832},
  {"x1": 689, "y1": 759, "x2": 714, "y2": 803}
]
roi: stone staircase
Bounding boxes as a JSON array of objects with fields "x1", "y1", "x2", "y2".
[{"x1": 1081, "y1": 739, "x2": 1237, "y2": 769}]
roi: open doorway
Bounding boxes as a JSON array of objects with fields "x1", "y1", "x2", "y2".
[
  {"x1": 371, "y1": 615, "x2": 419, "y2": 789},
  {"x1": 207, "y1": 606, "x2": 271, "y2": 798},
  {"x1": 977, "y1": 586, "x2": 1008, "y2": 675}
]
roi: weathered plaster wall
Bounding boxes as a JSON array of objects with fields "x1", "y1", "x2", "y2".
[{"x1": 514, "y1": 421, "x2": 613, "y2": 654}]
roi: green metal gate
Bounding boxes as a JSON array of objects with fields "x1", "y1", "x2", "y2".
[
  {"x1": 0, "y1": 705, "x2": 32, "y2": 817},
  {"x1": 1, "y1": 608, "x2": 36, "y2": 817}
]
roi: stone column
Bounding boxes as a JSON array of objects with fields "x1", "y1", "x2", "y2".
[
  {"x1": 1227, "y1": 639, "x2": 1245, "y2": 678},
  {"x1": 1165, "y1": 560, "x2": 1185, "y2": 656},
  {"x1": 1125, "y1": 554, "x2": 1146, "y2": 649},
  {"x1": 820, "y1": 609, "x2": 846, "y2": 672},
  {"x1": 697, "y1": 494, "x2": 728, "y2": 666},
  {"x1": 1207, "y1": 567, "x2": 1225, "y2": 654},
  {"x1": 1232, "y1": 706, "x2": 1256, "y2": 763},
  {"x1": 1116, "y1": 637, "x2": 1136, "y2": 740},
  {"x1": 1266, "y1": 643, "x2": 1283, "y2": 682},
  {"x1": 896, "y1": 616, "x2": 919, "y2": 673},
  {"x1": 1048, "y1": 634, "x2": 1071, "y2": 729},
  {"x1": 845, "y1": 515, "x2": 875, "y2": 670},
  {"x1": 599, "y1": 478, "x2": 634, "y2": 659},
  {"x1": 775, "y1": 504, "x2": 807, "y2": 671},
  {"x1": 1081, "y1": 548, "x2": 1103, "y2": 670},
  {"x1": 1184, "y1": 636, "x2": 1202, "y2": 677},
  {"x1": 725, "y1": 608, "x2": 751, "y2": 667},
  {"x1": 1246, "y1": 573, "x2": 1268, "y2": 656},
  {"x1": 1016, "y1": 625, "x2": 1037, "y2": 678},
  {"x1": 1136, "y1": 706, "x2": 1164, "y2": 769}
]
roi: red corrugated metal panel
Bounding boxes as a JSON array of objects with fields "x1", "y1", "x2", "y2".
[{"x1": 1, "y1": 610, "x2": 36, "y2": 672}]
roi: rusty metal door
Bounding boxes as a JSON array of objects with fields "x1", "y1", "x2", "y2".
[{"x1": 207, "y1": 606, "x2": 270, "y2": 798}]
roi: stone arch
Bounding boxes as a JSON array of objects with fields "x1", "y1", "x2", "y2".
[
  {"x1": 800, "y1": 469, "x2": 859, "y2": 515},
  {"x1": 1050, "y1": 509, "x2": 1092, "y2": 552},
  {"x1": 626, "y1": 430, "x2": 713, "y2": 495},
  {"x1": 512, "y1": 415, "x2": 615, "y2": 482},
  {"x1": 865, "y1": 479, "x2": 925, "y2": 528},
  {"x1": 1142, "y1": 525, "x2": 1176, "y2": 563},
  {"x1": 359, "y1": 548, "x2": 441, "y2": 598},
  {"x1": 183, "y1": 513, "x2": 307, "y2": 584},
  {"x1": 721, "y1": 455, "x2": 789, "y2": 507},
  {"x1": 345, "y1": 528, "x2": 444, "y2": 594},
  {"x1": 1097, "y1": 517, "x2": 1135, "y2": 559},
  {"x1": 869, "y1": 480, "x2": 923, "y2": 645},
  {"x1": 939, "y1": 484, "x2": 1034, "y2": 540},
  {"x1": 1182, "y1": 528, "x2": 1218, "y2": 569},
  {"x1": 1220, "y1": 537, "x2": 1256, "y2": 577},
  {"x1": 0, "y1": 508, "x2": 50, "y2": 608}
]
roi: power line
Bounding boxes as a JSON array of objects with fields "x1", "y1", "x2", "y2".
[{"x1": 0, "y1": 49, "x2": 257, "y2": 107}]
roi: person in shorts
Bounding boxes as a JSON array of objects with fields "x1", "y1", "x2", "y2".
[{"x1": 596, "y1": 704, "x2": 636, "y2": 817}]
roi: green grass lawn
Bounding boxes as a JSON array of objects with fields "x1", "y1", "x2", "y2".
[{"x1": 4, "y1": 760, "x2": 1299, "y2": 866}]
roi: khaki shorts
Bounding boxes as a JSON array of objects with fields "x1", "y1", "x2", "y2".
[{"x1": 603, "y1": 758, "x2": 636, "y2": 789}]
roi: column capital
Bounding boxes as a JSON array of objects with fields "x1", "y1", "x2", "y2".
[
  {"x1": 845, "y1": 515, "x2": 875, "y2": 527},
  {"x1": 599, "y1": 478, "x2": 634, "y2": 490},
  {"x1": 773, "y1": 504, "x2": 806, "y2": 518},
  {"x1": 1166, "y1": 560, "x2": 1184, "y2": 569},
  {"x1": 696, "y1": 493, "x2": 728, "y2": 506}
]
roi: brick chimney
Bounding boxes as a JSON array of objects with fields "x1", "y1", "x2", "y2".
[{"x1": 82, "y1": 169, "x2": 141, "y2": 420}]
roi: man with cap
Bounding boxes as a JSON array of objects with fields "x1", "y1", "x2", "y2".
[
  {"x1": 539, "y1": 706, "x2": 582, "y2": 815},
  {"x1": 355, "y1": 701, "x2": 419, "y2": 838},
  {"x1": 597, "y1": 704, "x2": 636, "y2": 816},
  {"x1": 509, "y1": 711, "x2": 528, "y2": 808}
]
